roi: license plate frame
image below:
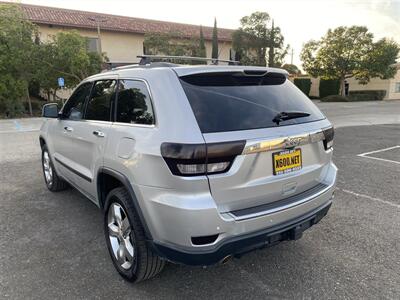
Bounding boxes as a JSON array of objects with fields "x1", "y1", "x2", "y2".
[{"x1": 272, "y1": 148, "x2": 302, "y2": 175}]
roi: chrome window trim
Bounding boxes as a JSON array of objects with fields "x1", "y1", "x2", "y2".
[
  {"x1": 66, "y1": 119, "x2": 112, "y2": 125},
  {"x1": 111, "y1": 122, "x2": 156, "y2": 128}
]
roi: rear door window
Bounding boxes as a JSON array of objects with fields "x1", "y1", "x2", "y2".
[{"x1": 180, "y1": 72, "x2": 325, "y2": 133}]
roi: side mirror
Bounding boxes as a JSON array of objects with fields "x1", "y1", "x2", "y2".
[{"x1": 42, "y1": 103, "x2": 59, "y2": 118}]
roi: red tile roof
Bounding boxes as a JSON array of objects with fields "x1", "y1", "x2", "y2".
[{"x1": 8, "y1": 2, "x2": 233, "y2": 42}]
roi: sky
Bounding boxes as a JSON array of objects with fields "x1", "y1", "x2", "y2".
[{"x1": 7, "y1": 0, "x2": 400, "y2": 66}]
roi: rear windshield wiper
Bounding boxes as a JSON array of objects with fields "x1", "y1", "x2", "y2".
[{"x1": 272, "y1": 111, "x2": 310, "y2": 125}]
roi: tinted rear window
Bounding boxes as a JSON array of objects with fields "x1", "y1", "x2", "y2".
[{"x1": 180, "y1": 72, "x2": 325, "y2": 133}]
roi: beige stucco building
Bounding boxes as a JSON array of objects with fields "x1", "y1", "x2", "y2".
[
  {"x1": 18, "y1": 2, "x2": 235, "y2": 66},
  {"x1": 36, "y1": 26, "x2": 233, "y2": 66},
  {"x1": 307, "y1": 64, "x2": 400, "y2": 100}
]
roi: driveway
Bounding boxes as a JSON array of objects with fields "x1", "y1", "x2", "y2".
[{"x1": 315, "y1": 100, "x2": 400, "y2": 127}]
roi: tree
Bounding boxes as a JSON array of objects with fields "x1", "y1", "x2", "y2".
[
  {"x1": 211, "y1": 18, "x2": 218, "y2": 60},
  {"x1": 267, "y1": 21, "x2": 289, "y2": 67},
  {"x1": 232, "y1": 12, "x2": 289, "y2": 67},
  {"x1": 282, "y1": 64, "x2": 301, "y2": 75},
  {"x1": 32, "y1": 41, "x2": 62, "y2": 101},
  {"x1": 301, "y1": 26, "x2": 400, "y2": 96},
  {"x1": 51, "y1": 31, "x2": 103, "y2": 87},
  {"x1": 198, "y1": 26, "x2": 206, "y2": 58},
  {"x1": 0, "y1": 4, "x2": 104, "y2": 116},
  {"x1": 143, "y1": 31, "x2": 201, "y2": 63},
  {"x1": 0, "y1": 4, "x2": 38, "y2": 116},
  {"x1": 36, "y1": 31, "x2": 104, "y2": 98}
]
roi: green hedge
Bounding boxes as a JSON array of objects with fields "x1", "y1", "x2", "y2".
[
  {"x1": 320, "y1": 95, "x2": 348, "y2": 102},
  {"x1": 23, "y1": 101, "x2": 40, "y2": 112},
  {"x1": 319, "y1": 79, "x2": 340, "y2": 98},
  {"x1": 348, "y1": 90, "x2": 386, "y2": 101},
  {"x1": 294, "y1": 78, "x2": 311, "y2": 96}
]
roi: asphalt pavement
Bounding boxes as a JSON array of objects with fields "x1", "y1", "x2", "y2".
[{"x1": 0, "y1": 101, "x2": 399, "y2": 299}]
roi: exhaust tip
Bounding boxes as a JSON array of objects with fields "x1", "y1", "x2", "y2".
[{"x1": 219, "y1": 255, "x2": 232, "y2": 265}]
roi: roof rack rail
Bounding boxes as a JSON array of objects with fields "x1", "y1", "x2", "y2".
[
  {"x1": 137, "y1": 55, "x2": 240, "y2": 66},
  {"x1": 111, "y1": 64, "x2": 139, "y2": 70}
]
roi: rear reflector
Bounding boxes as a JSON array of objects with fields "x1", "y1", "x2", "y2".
[
  {"x1": 322, "y1": 127, "x2": 334, "y2": 150},
  {"x1": 161, "y1": 141, "x2": 245, "y2": 176}
]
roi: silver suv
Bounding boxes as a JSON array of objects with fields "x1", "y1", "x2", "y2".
[{"x1": 40, "y1": 59, "x2": 337, "y2": 282}]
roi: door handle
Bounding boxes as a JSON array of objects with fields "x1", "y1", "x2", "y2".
[
  {"x1": 93, "y1": 131, "x2": 105, "y2": 137},
  {"x1": 64, "y1": 126, "x2": 73, "y2": 132}
]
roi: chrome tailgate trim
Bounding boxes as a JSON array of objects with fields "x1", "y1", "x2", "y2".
[{"x1": 242, "y1": 129, "x2": 327, "y2": 154}]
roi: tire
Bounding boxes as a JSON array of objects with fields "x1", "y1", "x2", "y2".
[
  {"x1": 104, "y1": 187, "x2": 165, "y2": 282},
  {"x1": 41, "y1": 145, "x2": 69, "y2": 192}
]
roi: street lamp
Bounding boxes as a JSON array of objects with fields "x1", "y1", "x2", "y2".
[{"x1": 88, "y1": 16, "x2": 107, "y2": 54}]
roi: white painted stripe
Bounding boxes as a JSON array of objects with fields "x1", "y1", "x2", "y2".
[
  {"x1": 357, "y1": 145, "x2": 400, "y2": 165},
  {"x1": 357, "y1": 145, "x2": 400, "y2": 157},
  {"x1": 357, "y1": 155, "x2": 400, "y2": 165},
  {"x1": 0, "y1": 129, "x2": 39, "y2": 134},
  {"x1": 338, "y1": 188, "x2": 400, "y2": 209}
]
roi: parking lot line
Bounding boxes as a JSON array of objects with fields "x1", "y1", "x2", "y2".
[
  {"x1": 338, "y1": 188, "x2": 400, "y2": 209},
  {"x1": 358, "y1": 145, "x2": 400, "y2": 156},
  {"x1": 0, "y1": 129, "x2": 39, "y2": 134},
  {"x1": 13, "y1": 120, "x2": 22, "y2": 130},
  {"x1": 357, "y1": 145, "x2": 400, "y2": 165}
]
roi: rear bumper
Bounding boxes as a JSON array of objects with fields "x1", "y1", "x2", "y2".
[
  {"x1": 152, "y1": 201, "x2": 332, "y2": 265},
  {"x1": 134, "y1": 162, "x2": 337, "y2": 262}
]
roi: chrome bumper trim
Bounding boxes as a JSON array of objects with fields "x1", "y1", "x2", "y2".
[{"x1": 227, "y1": 181, "x2": 335, "y2": 221}]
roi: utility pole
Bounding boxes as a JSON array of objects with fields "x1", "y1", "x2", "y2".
[
  {"x1": 268, "y1": 19, "x2": 275, "y2": 67},
  {"x1": 88, "y1": 17, "x2": 107, "y2": 54},
  {"x1": 290, "y1": 48, "x2": 294, "y2": 65}
]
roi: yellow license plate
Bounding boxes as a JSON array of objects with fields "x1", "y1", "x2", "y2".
[{"x1": 273, "y1": 148, "x2": 302, "y2": 175}]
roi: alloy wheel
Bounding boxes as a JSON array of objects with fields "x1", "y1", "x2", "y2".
[
  {"x1": 107, "y1": 202, "x2": 135, "y2": 270},
  {"x1": 43, "y1": 151, "x2": 53, "y2": 186}
]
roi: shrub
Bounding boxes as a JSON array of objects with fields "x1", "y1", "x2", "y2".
[
  {"x1": 294, "y1": 78, "x2": 311, "y2": 96},
  {"x1": 319, "y1": 79, "x2": 340, "y2": 98},
  {"x1": 23, "y1": 100, "x2": 40, "y2": 112},
  {"x1": 321, "y1": 95, "x2": 348, "y2": 102},
  {"x1": 348, "y1": 90, "x2": 386, "y2": 101},
  {"x1": 28, "y1": 80, "x2": 41, "y2": 98},
  {"x1": 0, "y1": 75, "x2": 26, "y2": 117}
]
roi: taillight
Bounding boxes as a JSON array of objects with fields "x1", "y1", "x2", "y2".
[
  {"x1": 322, "y1": 127, "x2": 334, "y2": 150},
  {"x1": 161, "y1": 141, "x2": 245, "y2": 176}
]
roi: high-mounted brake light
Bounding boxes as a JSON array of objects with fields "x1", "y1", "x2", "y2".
[
  {"x1": 322, "y1": 127, "x2": 334, "y2": 150},
  {"x1": 161, "y1": 141, "x2": 245, "y2": 177}
]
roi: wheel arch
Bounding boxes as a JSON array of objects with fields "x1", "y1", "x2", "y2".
[
  {"x1": 39, "y1": 135, "x2": 46, "y2": 149},
  {"x1": 97, "y1": 167, "x2": 153, "y2": 240}
]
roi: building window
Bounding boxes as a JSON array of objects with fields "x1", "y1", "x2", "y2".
[
  {"x1": 229, "y1": 48, "x2": 236, "y2": 61},
  {"x1": 395, "y1": 82, "x2": 400, "y2": 93},
  {"x1": 86, "y1": 37, "x2": 99, "y2": 52},
  {"x1": 230, "y1": 48, "x2": 240, "y2": 61}
]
